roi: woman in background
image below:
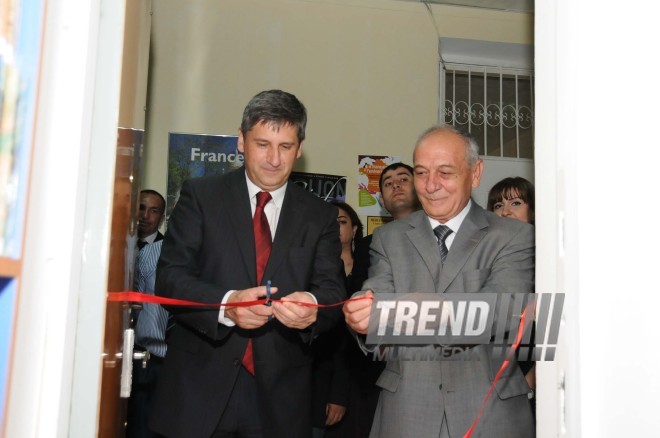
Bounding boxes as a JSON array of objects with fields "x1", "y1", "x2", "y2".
[
  {"x1": 487, "y1": 176, "x2": 535, "y2": 225},
  {"x1": 332, "y1": 201, "x2": 364, "y2": 290},
  {"x1": 312, "y1": 201, "x2": 363, "y2": 437},
  {"x1": 487, "y1": 176, "x2": 536, "y2": 417}
]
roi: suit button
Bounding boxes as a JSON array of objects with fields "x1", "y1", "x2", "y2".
[
  {"x1": 233, "y1": 358, "x2": 240, "y2": 366},
  {"x1": 438, "y1": 384, "x2": 443, "y2": 390}
]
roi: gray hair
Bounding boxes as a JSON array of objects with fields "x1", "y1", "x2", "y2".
[{"x1": 413, "y1": 125, "x2": 480, "y2": 168}]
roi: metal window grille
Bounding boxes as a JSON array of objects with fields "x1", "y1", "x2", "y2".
[{"x1": 441, "y1": 63, "x2": 534, "y2": 159}]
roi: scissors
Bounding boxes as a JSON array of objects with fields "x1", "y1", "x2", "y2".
[{"x1": 266, "y1": 280, "x2": 273, "y2": 321}]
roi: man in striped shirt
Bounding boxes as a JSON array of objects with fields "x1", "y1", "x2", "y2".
[{"x1": 127, "y1": 190, "x2": 168, "y2": 438}]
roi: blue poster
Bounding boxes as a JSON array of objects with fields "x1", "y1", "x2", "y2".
[
  {"x1": 167, "y1": 133, "x2": 346, "y2": 219},
  {"x1": 167, "y1": 132, "x2": 242, "y2": 217}
]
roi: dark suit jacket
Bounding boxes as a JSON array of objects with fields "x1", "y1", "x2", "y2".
[{"x1": 149, "y1": 168, "x2": 346, "y2": 438}]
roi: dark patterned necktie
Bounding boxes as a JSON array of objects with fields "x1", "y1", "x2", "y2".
[
  {"x1": 242, "y1": 191, "x2": 272, "y2": 375},
  {"x1": 433, "y1": 224, "x2": 453, "y2": 265}
]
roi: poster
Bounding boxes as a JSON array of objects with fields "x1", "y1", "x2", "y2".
[
  {"x1": 0, "y1": 0, "x2": 46, "y2": 424},
  {"x1": 357, "y1": 155, "x2": 401, "y2": 216},
  {"x1": 0, "y1": 0, "x2": 45, "y2": 258},
  {"x1": 290, "y1": 171, "x2": 346, "y2": 202},
  {"x1": 167, "y1": 133, "x2": 242, "y2": 217},
  {"x1": 167, "y1": 133, "x2": 345, "y2": 221}
]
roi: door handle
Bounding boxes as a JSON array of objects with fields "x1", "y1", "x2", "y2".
[{"x1": 116, "y1": 328, "x2": 150, "y2": 398}]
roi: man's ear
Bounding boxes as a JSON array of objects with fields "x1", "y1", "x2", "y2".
[
  {"x1": 471, "y1": 159, "x2": 483, "y2": 188},
  {"x1": 296, "y1": 140, "x2": 304, "y2": 159},
  {"x1": 237, "y1": 129, "x2": 245, "y2": 153}
]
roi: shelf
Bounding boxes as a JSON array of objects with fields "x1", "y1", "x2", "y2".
[{"x1": 0, "y1": 258, "x2": 21, "y2": 278}]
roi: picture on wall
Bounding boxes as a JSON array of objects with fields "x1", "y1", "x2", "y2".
[
  {"x1": 357, "y1": 155, "x2": 401, "y2": 216},
  {"x1": 0, "y1": 0, "x2": 46, "y2": 425},
  {"x1": 167, "y1": 133, "x2": 346, "y2": 221},
  {"x1": 366, "y1": 216, "x2": 394, "y2": 236},
  {"x1": 167, "y1": 133, "x2": 243, "y2": 218},
  {"x1": 290, "y1": 171, "x2": 346, "y2": 202}
]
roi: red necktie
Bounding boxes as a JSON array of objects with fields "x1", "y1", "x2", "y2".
[{"x1": 242, "y1": 191, "x2": 272, "y2": 375}]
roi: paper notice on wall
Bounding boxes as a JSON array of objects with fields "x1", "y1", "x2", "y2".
[{"x1": 357, "y1": 155, "x2": 400, "y2": 216}]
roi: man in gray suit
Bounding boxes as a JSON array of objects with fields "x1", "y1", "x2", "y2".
[{"x1": 343, "y1": 126, "x2": 535, "y2": 437}]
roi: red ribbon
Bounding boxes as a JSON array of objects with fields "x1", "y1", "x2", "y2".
[
  {"x1": 108, "y1": 291, "x2": 527, "y2": 436},
  {"x1": 463, "y1": 307, "x2": 528, "y2": 438},
  {"x1": 106, "y1": 291, "x2": 370, "y2": 308}
]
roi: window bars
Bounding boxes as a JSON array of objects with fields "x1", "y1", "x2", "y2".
[{"x1": 441, "y1": 63, "x2": 534, "y2": 159}]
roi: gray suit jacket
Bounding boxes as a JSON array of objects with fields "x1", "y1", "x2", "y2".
[{"x1": 363, "y1": 202, "x2": 535, "y2": 438}]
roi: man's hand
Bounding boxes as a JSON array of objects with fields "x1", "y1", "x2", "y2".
[
  {"x1": 225, "y1": 286, "x2": 277, "y2": 329},
  {"x1": 272, "y1": 291, "x2": 317, "y2": 329},
  {"x1": 343, "y1": 290, "x2": 374, "y2": 334},
  {"x1": 325, "y1": 403, "x2": 347, "y2": 426}
]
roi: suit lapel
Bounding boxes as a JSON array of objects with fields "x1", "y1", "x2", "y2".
[
  {"x1": 261, "y1": 182, "x2": 303, "y2": 284},
  {"x1": 405, "y1": 211, "x2": 443, "y2": 288},
  {"x1": 437, "y1": 202, "x2": 489, "y2": 293},
  {"x1": 222, "y1": 169, "x2": 258, "y2": 285}
]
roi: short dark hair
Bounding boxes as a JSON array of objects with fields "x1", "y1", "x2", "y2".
[
  {"x1": 140, "y1": 189, "x2": 166, "y2": 211},
  {"x1": 330, "y1": 200, "x2": 364, "y2": 243},
  {"x1": 240, "y1": 90, "x2": 307, "y2": 143},
  {"x1": 486, "y1": 177, "x2": 535, "y2": 224},
  {"x1": 378, "y1": 162, "x2": 414, "y2": 192}
]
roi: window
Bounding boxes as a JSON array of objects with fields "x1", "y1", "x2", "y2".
[{"x1": 442, "y1": 64, "x2": 534, "y2": 159}]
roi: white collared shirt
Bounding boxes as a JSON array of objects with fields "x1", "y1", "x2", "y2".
[
  {"x1": 427, "y1": 200, "x2": 472, "y2": 250},
  {"x1": 139, "y1": 231, "x2": 159, "y2": 246},
  {"x1": 218, "y1": 173, "x2": 293, "y2": 326},
  {"x1": 245, "y1": 173, "x2": 287, "y2": 238}
]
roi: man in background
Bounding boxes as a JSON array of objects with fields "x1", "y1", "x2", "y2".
[
  {"x1": 136, "y1": 190, "x2": 165, "y2": 248},
  {"x1": 127, "y1": 189, "x2": 168, "y2": 438},
  {"x1": 342, "y1": 162, "x2": 420, "y2": 437},
  {"x1": 344, "y1": 126, "x2": 535, "y2": 437},
  {"x1": 352, "y1": 162, "x2": 420, "y2": 288}
]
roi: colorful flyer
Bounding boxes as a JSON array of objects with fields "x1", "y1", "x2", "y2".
[{"x1": 357, "y1": 155, "x2": 401, "y2": 216}]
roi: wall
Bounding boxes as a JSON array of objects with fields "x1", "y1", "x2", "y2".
[
  {"x1": 143, "y1": 0, "x2": 533, "y2": 215},
  {"x1": 535, "y1": 1, "x2": 660, "y2": 435}
]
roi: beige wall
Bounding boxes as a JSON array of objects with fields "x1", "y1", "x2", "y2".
[{"x1": 143, "y1": 0, "x2": 532, "y2": 213}]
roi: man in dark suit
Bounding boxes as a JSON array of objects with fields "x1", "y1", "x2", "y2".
[
  {"x1": 150, "y1": 90, "x2": 346, "y2": 438},
  {"x1": 344, "y1": 126, "x2": 535, "y2": 437}
]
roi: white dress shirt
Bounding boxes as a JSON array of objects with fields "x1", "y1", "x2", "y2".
[
  {"x1": 427, "y1": 199, "x2": 472, "y2": 250},
  {"x1": 218, "y1": 173, "x2": 287, "y2": 326}
]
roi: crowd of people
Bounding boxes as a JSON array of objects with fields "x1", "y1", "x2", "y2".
[{"x1": 127, "y1": 89, "x2": 537, "y2": 438}]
